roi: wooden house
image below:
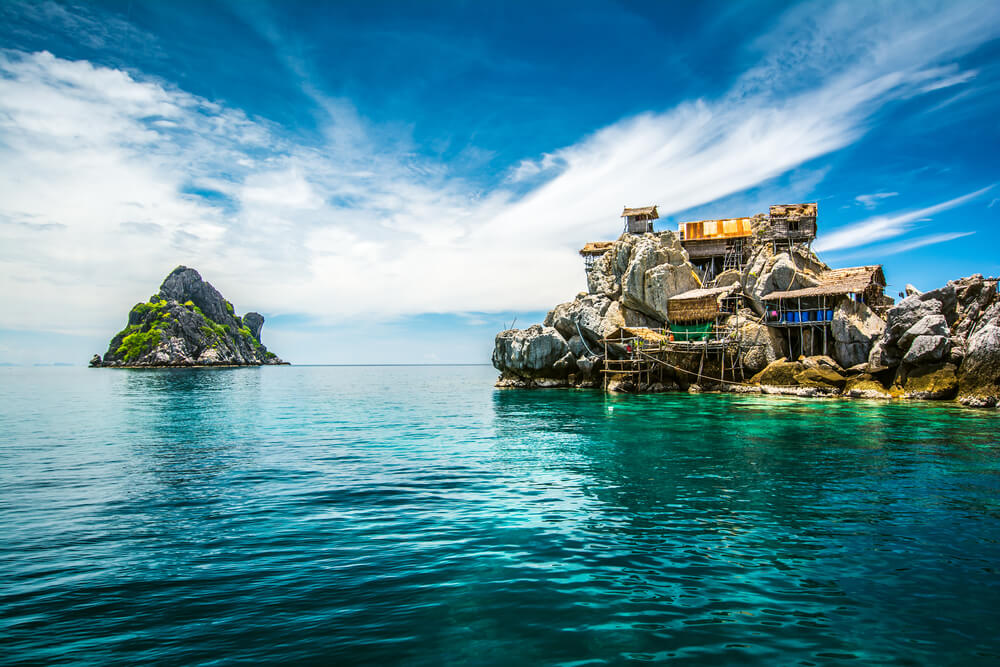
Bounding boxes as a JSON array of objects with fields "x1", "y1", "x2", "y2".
[
  {"x1": 622, "y1": 205, "x2": 658, "y2": 234},
  {"x1": 762, "y1": 264, "x2": 890, "y2": 358},
  {"x1": 677, "y1": 217, "x2": 754, "y2": 280},
  {"x1": 766, "y1": 203, "x2": 817, "y2": 246}
]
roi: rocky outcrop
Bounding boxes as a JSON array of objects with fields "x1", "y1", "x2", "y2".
[
  {"x1": 900, "y1": 363, "x2": 959, "y2": 400},
  {"x1": 493, "y1": 325, "x2": 576, "y2": 387},
  {"x1": 90, "y1": 266, "x2": 285, "y2": 367},
  {"x1": 587, "y1": 232, "x2": 696, "y2": 304},
  {"x1": 492, "y1": 211, "x2": 998, "y2": 408},
  {"x1": 544, "y1": 294, "x2": 622, "y2": 346},
  {"x1": 958, "y1": 321, "x2": 1000, "y2": 407}
]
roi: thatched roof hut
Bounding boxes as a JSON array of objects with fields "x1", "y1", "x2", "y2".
[
  {"x1": 763, "y1": 265, "x2": 885, "y2": 301},
  {"x1": 667, "y1": 285, "x2": 737, "y2": 323}
]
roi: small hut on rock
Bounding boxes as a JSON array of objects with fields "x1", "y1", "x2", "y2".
[
  {"x1": 765, "y1": 203, "x2": 818, "y2": 251},
  {"x1": 579, "y1": 241, "x2": 614, "y2": 271},
  {"x1": 622, "y1": 205, "x2": 658, "y2": 234}
]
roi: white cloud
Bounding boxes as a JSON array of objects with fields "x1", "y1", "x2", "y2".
[
  {"x1": 0, "y1": 0, "x2": 998, "y2": 348},
  {"x1": 814, "y1": 187, "x2": 992, "y2": 253},
  {"x1": 855, "y1": 192, "x2": 899, "y2": 209},
  {"x1": 878, "y1": 232, "x2": 975, "y2": 255}
]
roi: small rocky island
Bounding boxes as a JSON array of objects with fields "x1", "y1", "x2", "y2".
[
  {"x1": 493, "y1": 204, "x2": 1000, "y2": 408},
  {"x1": 90, "y1": 266, "x2": 286, "y2": 367}
]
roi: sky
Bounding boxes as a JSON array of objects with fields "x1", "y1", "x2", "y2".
[{"x1": 0, "y1": 0, "x2": 998, "y2": 365}]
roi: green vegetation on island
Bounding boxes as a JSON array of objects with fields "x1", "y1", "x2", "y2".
[{"x1": 90, "y1": 266, "x2": 286, "y2": 367}]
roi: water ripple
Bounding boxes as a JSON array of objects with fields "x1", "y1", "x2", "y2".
[{"x1": 2, "y1": 366, "x2": 1000, "y2": 664}]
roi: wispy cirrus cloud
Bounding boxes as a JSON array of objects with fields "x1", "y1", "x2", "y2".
[
  {"x1": 0, "y1": 0, "x2": 998, "y2": 351},
  {"x1": 855, "y1": 192, "x2": 899, "y2": 209},
  {"x1": 814, "y1": 186, "x2": 992, "y2": 253}
]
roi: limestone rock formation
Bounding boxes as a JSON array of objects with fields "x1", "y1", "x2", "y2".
[
  {"x1": 90, "y1": 266, "x2": 285, "y2": 367},
  {"x1": 492, "y1": 325, "x2": 575, "y2": 386},
  {"x1": 832, "y1": 300, "x2": 885, "y2": 368},
  {"x1": 491, "y1": 207, "x2": 998, "y2": 408},
  {"x1": 958, "y1": 322, "x2": 1000, "y2": 407}
]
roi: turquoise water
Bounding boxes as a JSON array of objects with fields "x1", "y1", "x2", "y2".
[{"x1": 2, "y1": 366, "x2": 1000, "y2": 664}]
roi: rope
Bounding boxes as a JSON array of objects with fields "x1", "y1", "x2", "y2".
[{"x1": 575, "y1": 319, "x2": 598, "y2": 357}]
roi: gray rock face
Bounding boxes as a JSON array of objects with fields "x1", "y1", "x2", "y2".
[
  {"x1": 92, "y1": 266, "x2": 284, "y2": 367},
  {"x1": 620, "y1": 234, "x2": 699, "y2": 320},
  {"x1": 899, "y1": 313, "x2": 949, "y2": 352},
  {"x1": 872, "y1": 296, "x2": 944, "y2": 367},
  {"x1": 159, "y1": 266, "x2": 233, "y2": 326},
  {"x1": 733, "y1": 313, "x2": 786, "y2": 373},
  {"x1": 958, "y1": 322, "x2": 1000, "y2": 406},
  {"x1": 744, "y1": 247, "x2": 825, "y2": 314},
  {"x1": 492, "y1": 325, "x2": 571, "y2": 379},
  {"x1": 903, "y1": 334, "x2": 949, "y2": 365},
  {"x1": 832, "y1": 300, "x2": 885, "y2": 368},
  {"x1": 243, "y1": 312, "x2": 264, "y2": 342},
  {"x1": 587, "y1": 232, "x2": 695, "y2": 307},
  {"x1": 545, "y1": 294, "x2": 620, "y2": 345}
]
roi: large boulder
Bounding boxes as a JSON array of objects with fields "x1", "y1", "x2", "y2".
[
  {"x1": 871, "y1": 296, "x2": 944, "y2": 367},
  {"x1": 492, "y1": 325, "x2": 573, "y2": 382},
  {"x1": 844, "y1": 373, "x2": 892, "y2": 399},
  {"x1": 744, "y1": 247, "x2": 825, "y2": 314},
  {"x1": 903, "y1": 334, "x2": 949, "y2": 365},
  {"x1": 831, "y1": 299, "x2": 885, "y2": 368},
  {"x1": 545, "y1": 294, "x2": 622, "y2": 346},
  {"x1": 750, "y1": 360, "x2": 805, "y2": 386},
  {"x1": 899, "y1": 314, "x2": 948, "y2": 351},
  {"x1": 733, "y1": 313, "x2": 787, "y2": 374},
  {"x1": 620, "y1": 234, "x2": 700, "y2": 320},
  {"x1": 794, "y1": 366, "x2": 846, "y2": 390},
  {"x1": 957, "y1": 322, "x2": 1000, "y2": 407},
  {"x1": 900, "y1": 363, "x2": 959, "y2": 400}
]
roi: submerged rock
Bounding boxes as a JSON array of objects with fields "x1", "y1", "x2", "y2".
[{"x1": 91, "y1": 266, "x2": 285, "y2": 367}]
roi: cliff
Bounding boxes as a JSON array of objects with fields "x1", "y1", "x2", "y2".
[
  {"x1": 90, "y1": 266, "x2": 286, "y2": 367},
  {"x1": 492, "y1": 223, "x2": 1000, "y2": 408}
]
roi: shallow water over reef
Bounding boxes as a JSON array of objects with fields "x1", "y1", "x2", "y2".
[{"x1": 2, "y1": 365, "x2": 1000, "y2": 664}]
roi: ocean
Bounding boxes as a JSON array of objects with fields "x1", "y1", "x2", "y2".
[{"x1": 2, "y1": 365, "x2": 1000, "y2": 664}]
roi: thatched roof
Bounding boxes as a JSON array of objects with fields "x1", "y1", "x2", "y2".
[
  {"x1": 602, "y1": 326, "x2": 671, "y2": 344},
  {"x1": 668, "y1": 285, "x2": 737, "y2": 302},
  {"x1": 763, "y1": 265, "x2": 885, "y2": 300},
  {"x1": 579, "y1": 241, "x2": 614, "y2": 256},
  {"x1": 769, "y1": 203, "x2": 817, "y2": 218},
  {"x1": 621, "y1": 205, "x2": 659, "y2": 219}
]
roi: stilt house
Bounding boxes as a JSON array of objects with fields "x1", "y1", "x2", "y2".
[
  {"x1": 579, "y1": 241, "x2": 614, "y2": 271},
  {"x1": 765, "y1": 203, "x2": 818, "y2": 251},
  {"x1": 677, "y1": 217, "x2": 754, "y2": 281},
  {"x1": 763, "y1": 265, "x2": 890, "y2": 359},
  {"x1": 666, "y1": 285, "x2": 741, "y2": 342}
]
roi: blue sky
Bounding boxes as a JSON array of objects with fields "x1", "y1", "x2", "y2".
[{"x1": 0, "y1": 0, "x2": 998, "y2": 364}]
